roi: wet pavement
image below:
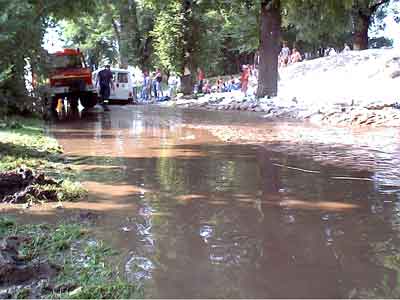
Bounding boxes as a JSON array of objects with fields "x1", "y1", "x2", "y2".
[{"x1": 8, "y1": 105, "x2": 400, "y2": 298}]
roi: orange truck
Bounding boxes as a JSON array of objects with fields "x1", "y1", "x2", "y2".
[{"x1": 48, "y1": 48, "x2": 97, "y2": 110}]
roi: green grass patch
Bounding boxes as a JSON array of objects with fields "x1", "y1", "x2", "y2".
[
  {"x1": 0, "y1": 117, "x2": 61, "y2": 172},
  {"x1": 0, "y1": 217, "x2": 144, "y2": 299},
  {"x1": 0, "y1": 117, "x2": 87, "y2": 203},
  {"x1": 29, "y1": 180, "x2": 87, "y2": 203}
]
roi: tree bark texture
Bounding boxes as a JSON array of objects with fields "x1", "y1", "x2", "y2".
[
  {"x1": 180, "y1": 0, "x2": 200, "y2": 95},
  {"x1": 256, "y1": 0, "x2": 281, "y2": 98},
  {"x1": 352, "y1": 11, "x2": 370, "y2": 50},
  {"x1": 351, "y1": 0, "x2": 390, "y2": 50}
]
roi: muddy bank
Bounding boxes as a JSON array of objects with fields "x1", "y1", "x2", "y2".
[
  {"x1": 0, "y1": 118, "x2": 87, "y2": 208},
  {"x1": 0, "y1": 235, "x2": 60, "y2": 299},
  {"x1": 0, "y1": 218, "x2": 143, "y2": 299},
  {"x1": 1, "y1": 168, "x2": 62, "y2": 204}
]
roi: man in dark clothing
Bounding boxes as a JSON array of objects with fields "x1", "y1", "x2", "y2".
[{"x1": 96, "y1": 65, "x2": 114, "y2": 111}]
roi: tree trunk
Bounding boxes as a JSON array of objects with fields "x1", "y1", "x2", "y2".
[
  {"x1": 256, "y1": 0, "x2": 281, "y2": 99},
  {"x1": 180, "y1": 0, "x2": 200, "y2": 95},
  {"x1": 352, "y1": 11, "x2": 370, "y2": 50},
  {"x1": 111, "y1": 18, "x2": 123, "y2": 66},
  {"x1": 139, "y1": 36, "x2": 153, "y2": 70},
  {"x1": 180, "y1": 74, "x2": 193, "y2": 95}
]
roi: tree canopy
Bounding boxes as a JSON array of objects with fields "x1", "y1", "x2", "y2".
[{"x1": 0, "y1": 0, "x2": 398, "y2": 113}]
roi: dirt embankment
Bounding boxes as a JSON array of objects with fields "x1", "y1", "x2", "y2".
[{"x1": 170, "y1": 49, "x2": 400, "y2": 128}]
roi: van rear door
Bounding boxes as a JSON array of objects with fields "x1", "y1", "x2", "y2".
[
  {"x1": 115, "y1": 72, "x2": 130, "y2": 100},
  {"x1": 110, "y1": 71, "x2": 117, "y2": 98}
]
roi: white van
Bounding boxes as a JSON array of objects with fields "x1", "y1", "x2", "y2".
[{"x1": 93, "y1": 68, "x2": 134, "y2": 104}]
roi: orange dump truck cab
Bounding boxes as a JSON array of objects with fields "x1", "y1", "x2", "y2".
[{"x1": 48, "y1": 49, "x2": 97, "y2": 109}]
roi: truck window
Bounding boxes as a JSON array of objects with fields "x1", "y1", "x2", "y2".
[
  {"x1": 118, "y1": 73, "x2": 129, "y2": 83},
  {"x1": 51, "y1": 55, "x2": 83, "y2": 69}
]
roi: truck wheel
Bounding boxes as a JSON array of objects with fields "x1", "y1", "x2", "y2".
[
  {"x1": 51, "y1": 97, "x2": 58, "y2": 111},
  {"x1": 69, "y1": 96, "x2": 79, "y2": 110},
  {"x1": 80, "y1": 94, "x2": 98, "y2": 109}
]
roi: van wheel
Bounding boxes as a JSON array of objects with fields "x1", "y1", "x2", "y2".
[{"x1": 80, "y1": 94, "x2": 97, "y2": 109}]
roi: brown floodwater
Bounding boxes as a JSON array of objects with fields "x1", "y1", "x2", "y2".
[{"x1": 7, "y1": 105, "x2": 400, "y2": 298}]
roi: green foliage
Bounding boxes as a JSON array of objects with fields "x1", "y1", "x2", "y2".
[
  {"x1": 0, "y1": 216, "x2": 16, "y2": 237},
  {"x1": 1, "y1": 0, "x2": 398, "y2": 102},
  {"x1": 54, "y1": 241, "x2": 143, "y2": 299},
  {"x1": 0, "y1": 0, "x2": 96, "y2": 115},
  {"x1": 151, "y1": 1, "x2": 185, "y2": 74},
  {"x1": 16, "y1": 223, "x2": 84, "y2": 258},
  {"x1": 283, "y1": 0, "x2": 352, "y2": 50},
  {"x1": 370, "y1": 36, "x2": 394, "y2": 48}
]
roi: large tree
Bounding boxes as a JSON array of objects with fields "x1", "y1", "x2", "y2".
[
  {"x1": 256, "y1": 0, "x2": 281, "y2": 98},
  {"x1": 350, "y1": 0, "x2": 392, "y2": 50}
]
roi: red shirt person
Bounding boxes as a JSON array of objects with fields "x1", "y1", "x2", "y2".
[{"x1": 240, "y1": 65, "x2": 250, "y2": 95}]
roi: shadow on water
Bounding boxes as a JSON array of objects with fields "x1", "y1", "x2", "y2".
[{"x1": 5, "y1": 105, "x2": 400, "y2": 298}]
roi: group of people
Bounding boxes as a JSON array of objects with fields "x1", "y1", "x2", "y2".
[
  {"x1": 197, "y1": 75, "x2": 241, "y2": 94},
  {"x1": 208, "y1": 76, "x2": 241, "y2": 93},
  {"x1": 280, "y1": 42, "x2": 352, "y2": 65},
  {"x1": 140, "y1": 69, "x2": 164, "y2": 101},
  {"x1": 278, "y1": 42, "x2": 303, "y2": 67},
  {"x1": 196, "y1": 65, "x2": 257, "y2": 96}
]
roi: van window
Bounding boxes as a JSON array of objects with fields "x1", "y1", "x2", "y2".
[{"x1": 118, "y1": 73, "x2": 129, "y2": 83}]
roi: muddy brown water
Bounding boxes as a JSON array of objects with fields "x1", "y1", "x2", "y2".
[{"x1": 4, "y1": 105, "x2": 400, "y2": 298}]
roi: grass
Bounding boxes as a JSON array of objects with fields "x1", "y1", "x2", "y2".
[
  {"x1": 0, "y1": 117, "x2": 61, "y2": 172},
  {"x1": 0, "y1": 116, "x2": 87, "y2": 203},
  {"x1": 29, "y1": 180, "x2": 88, "y2": 203},
  {"x1": 0, "y1": 217, "x2": 144, "y2": 299}
]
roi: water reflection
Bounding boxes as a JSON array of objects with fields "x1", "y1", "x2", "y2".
[{"x1": 50, "y1": 106, "x2": 400, "y2": 298}]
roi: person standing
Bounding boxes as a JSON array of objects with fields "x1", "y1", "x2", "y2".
[
  {"x1": 155, "y1": 69, "x2": 163, "y2": 100},
  {"x1": 279, "y1": 42, "x2": 291, "y2": 67},
  {"x1": 167, "y1": 73, "x2": 179, "y2": 98},
  {"x1": 290, "y1": 48, "x2": 302, "y2": 63},
  {"x1": 141, "y1": 70, "x2": 149, "y2": 101},
  {"x1": 96, "y1": 65, "x2": 114, "y2": 111},
  {"x1": 197, "y1": 68, "x2": 205, "y2": 93},
  {"x1": 240, "y1": 65, "x2": 250, "y2": 96}
]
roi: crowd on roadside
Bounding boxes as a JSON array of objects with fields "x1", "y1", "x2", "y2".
[
  {"x1": 195, "y1": 65, "x2": 260, "y2": 97},
  {"x1": 139, "y1": 69, "x2": 172, "y2": 102},
  {"x1": 279, "y1": 42, "x2": 352, "y2": 67},
  {"x1": 137, "y1": 66, "x2": 256, "y2": 102},
  {"x1": 137, "y1": 42, "x2": 353, "y2": 102}
]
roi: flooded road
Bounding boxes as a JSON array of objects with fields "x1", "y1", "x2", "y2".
[{"x1": 26, "y1": 106, "x2": 400, "y2": 297}]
